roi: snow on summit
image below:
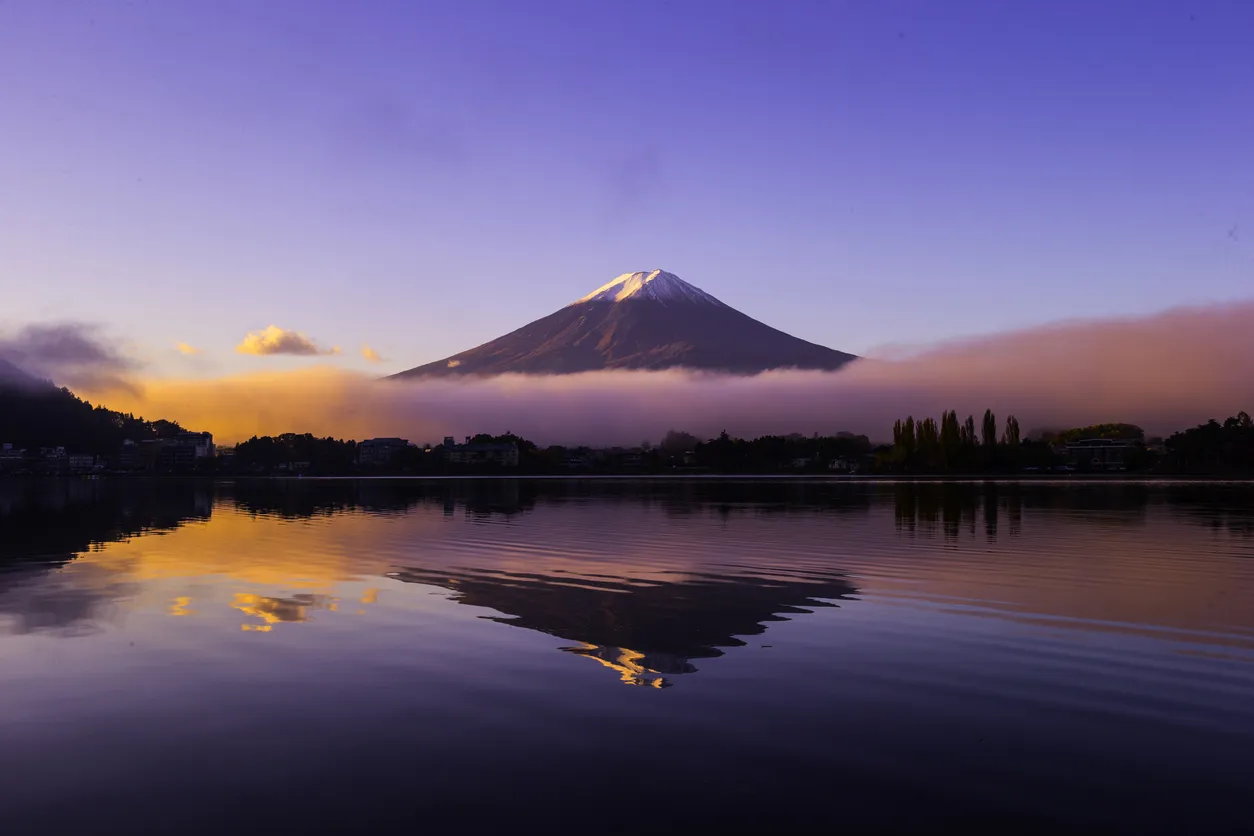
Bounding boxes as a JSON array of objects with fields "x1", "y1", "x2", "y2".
[
  {"x1": 393, "y1": 266, "x2": 857, "y2": 377},
  {"x1": 571, "y1": 270, "x2": 726, "y2": 307}
]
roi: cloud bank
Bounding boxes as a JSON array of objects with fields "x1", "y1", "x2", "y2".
[
  {"x1": 236, "y1": 325, "x2": 337, "y2": 357},
  {"x1": 82, "y1": 302, "x2": 1254, "y2": 445},
  {"x1": 0, "y1": 323, "x2": 138, "y2": 394}
]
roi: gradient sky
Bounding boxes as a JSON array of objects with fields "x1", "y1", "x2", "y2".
[{"x1": 2, "y1": 0, "x2": 1251, "y2": 378}]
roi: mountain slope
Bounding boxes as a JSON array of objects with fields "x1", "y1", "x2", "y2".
[
  {"x1": 393, "y1": 270, "x2": 856, "y2": 378},
  {"x1": 0, "y1": 356, "x2": 39, "y2": 387},
  {"x1": 0, "y1": 365, "x2": 191, "y2": 454}
]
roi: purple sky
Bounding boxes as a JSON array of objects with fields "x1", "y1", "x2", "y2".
[{"x1": 1, "y1": 0, "x2": 1251, "y2": 378}]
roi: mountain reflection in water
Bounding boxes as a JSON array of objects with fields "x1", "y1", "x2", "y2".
[
  {"x1": 3, "y1": 478, "x2": 1254, "y2": 831},
  {"x1": 392, "y1": 563, "x2": 855, "y2": 687},
  {"x1": 4, "y1": 478, "x2": 1254, "y2": 675},
  {"x1": 0, "y1": 479, "x2": 867, "y2": 675}
]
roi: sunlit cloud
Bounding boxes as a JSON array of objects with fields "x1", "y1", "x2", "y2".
[
  {"x1": 176, "y1": 342, "x2": 204, "y2": 356},
  {"x1": 236, "y1": 325, "x2": 337, "y2": 357},
  {"x1": 361, "y1": 344, "x2": 386, "y2": 363}
]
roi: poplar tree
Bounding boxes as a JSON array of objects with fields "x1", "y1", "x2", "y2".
[
  {"x1": 982, "y1": 409, "x2": 997, "y2": 450},
  {"x1": 940, "y1": 410, "x2": 961, "y2": 471},
  {"x1": 917, "y1": 417, "x2": 941, "y2": 470},
  {"x1": 1003, "y1": 415, "x2": 1021, "y2": 448}
]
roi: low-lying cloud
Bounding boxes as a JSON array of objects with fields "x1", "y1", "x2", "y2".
[
  {"x1": 0, "y1": 322, "x2": 139, "y2": 394},
  {"x1": 80, "y1": 302, "x2": 1254, "y2": 445},
  {"x1": 236, "y1": 325, "x2": 337, "y2": 357}
]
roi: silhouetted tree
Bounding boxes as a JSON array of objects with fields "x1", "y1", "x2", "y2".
[
  {"x1": 1163, "y1": 411, "x2": 1254, "y2": 473},
  {"x1": 892, "y1": 416, "x2": 918, "y2": 470},
  {"x1": 961, "y1": 414, "x2": 978, "y2": 467},
  {"x1": 940, "y1": 410, "x2": 961, "y2": 470},
  {"x1": 1003, "y1": 415, "x2": 1021, "y2": 448},
  {"x1": 982, "y1": 409, "x2": 997, "y2": 451},
  {"x1": 0, "y1": 381, "x2": 189, "y2": 455},
  {"x1": 892, "y1": 419, "x2": 908, "y2": 468},
  {"x1": 916, "y1": 417, "x2": 941, "y2": 470},
  {"x1": 661, "y1": 430, "x2": 700, "y2": 454}
]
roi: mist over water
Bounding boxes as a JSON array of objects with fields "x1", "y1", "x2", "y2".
[{"x1": 86, "y1": 302, "x2": 1254, "y2": 443}]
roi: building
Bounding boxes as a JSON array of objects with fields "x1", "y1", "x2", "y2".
[
  {"x1": 0, "y1": 443, "x2": 26, "y2": 472},
  {"x1": 68, "y1": 454, "x2": 97, "y2": 473},
  {"x1": 562, "y1": 450, "x2": 591, "y2": 470},
  {"x1": 177, "y1": 431, "x2": 215, "y2": 458},
  {"x1": 39, "y1": 447, "x2": 68, "y2": 473},
  {"x1": 1065, "y1": 438, "x2": 1140, "y2": 471},
  {"x1": 610, "y1": 448, "x2": 644, "y2": 468},
  {"x1": 109, "y1": 434, "x2": 213, "y2": 473},
  {"x1": 137, "y1": 436, "x2": 207, "y2": 472},
  {"x1": 118, "y1": 439, "x2": 143, "y2": 470},
  {"x1": 358, "y1": 437, "x2": 410, "y2": 466},
  {"x1": 448, "y1": 439, "x2": 520, "y2": 467}
]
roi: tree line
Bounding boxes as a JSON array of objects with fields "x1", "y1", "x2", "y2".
[
  {"x1": 6, "y1": 370, "x2": 1254, "y2": 476},
  {"x1": 1164, "y1": 412, "x2": 1254, "y2": 474},
  {"x1": 886, "y1": 409, "x2": 1254, "y2": 475},
  {"x1": 889, "y1": 409, "x2": 1024, "y2": 472},
  {"x1": 0, "y1": 381, "x2": 188, "y2": 454},
  {"x1": 224, "y1": 431, "x2": 874, "y2": 476}
]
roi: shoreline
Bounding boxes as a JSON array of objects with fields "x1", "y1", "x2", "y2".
[{"x1": 3, "y1": 472, "x2": 1254, "y2": 483}]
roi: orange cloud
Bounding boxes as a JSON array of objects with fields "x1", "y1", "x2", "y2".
[
  {"x1": 176, "y1": 342, "x2": 203, "y2": 356},
  {"x1": 361, "y1": 344, "x2": 386, "y2": 363},
  {"x1": 236, "y1": 325, "x2": 336, "y2": 357}
]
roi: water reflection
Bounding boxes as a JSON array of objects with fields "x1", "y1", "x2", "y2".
[
  {"x1": 233, "y1": 592, "x2": 337, "y2": 632},
  {"x1": 0, "y1": 479, "x2": 211, "y2": 563},
  {"x1": 0, "y1": 481, "x2": 211, "y2": 635},
  {"x1": 890, "y1": 481, "x2": 1254, "y2": 540},
  {"x1": 391, "y1": 563, "x2": 856, "y2": 687},
  {"x1": 3, "y1": 478, "x2": 1254, "y2": 672},
  {"x1": 0, "y1": 480, "x2": 872, "y2": 674},
  {"x1": 219, "y1": 477, "x2": 878, "y2": 520},
  {"x1": 4, "y1": 478, "x2": 1254, "y2": 831}
]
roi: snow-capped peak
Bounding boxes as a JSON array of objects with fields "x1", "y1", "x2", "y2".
[{"x1": 570, "y1": 270, "x2": 726, "y2": 307}]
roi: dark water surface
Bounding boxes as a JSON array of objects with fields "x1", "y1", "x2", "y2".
[{"x1": 2, "y1": 479, "x2": 1253, "y2": 832}]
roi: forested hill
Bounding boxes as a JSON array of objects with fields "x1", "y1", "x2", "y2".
[
  {"x1": 0, "y1": 357, "x2": 32, "y2": 385},
  {"x1": 0, "y1": 374, "x2": 188, "y2": 454}
]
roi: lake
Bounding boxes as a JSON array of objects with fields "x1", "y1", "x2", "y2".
[{"x1": 2, "y1": 478, "x2": 1253, "y2": 832}]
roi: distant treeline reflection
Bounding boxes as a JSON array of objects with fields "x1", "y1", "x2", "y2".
[
  {"x1": 3, "y1": 480, "x2": 1254, "y2": 565},
  {"x1": 220, "y1": 478, "x2": 880, "y2": 521},
  {"x1": 0, "y1": 479, "x2": 211, "y2": 565},
  {"x1": 891, "y1": 481, "x2": 1254, "y2": 539}
]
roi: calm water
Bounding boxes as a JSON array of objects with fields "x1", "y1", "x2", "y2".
[{"x1": 2, "y1": 479, "x2": 1253, "y2": 832}]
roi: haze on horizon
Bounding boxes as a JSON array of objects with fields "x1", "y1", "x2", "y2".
[
  {"x1": 2, "y1": 1, "x2": 1252, "y2": 442},
  {"x1": 58, "y1": 301, "x2": 1254, "y2": 447}
]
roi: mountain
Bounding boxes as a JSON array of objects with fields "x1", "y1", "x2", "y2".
[
  {"x1": 0, "y1": 356, "x2": 39, "y2": 388},
  {"x1": 393, "y1": 270, "x2": 856, "y2": 378},
  {"x1": 0, "y1": 367, "x2": 190, "y2": 454}
]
